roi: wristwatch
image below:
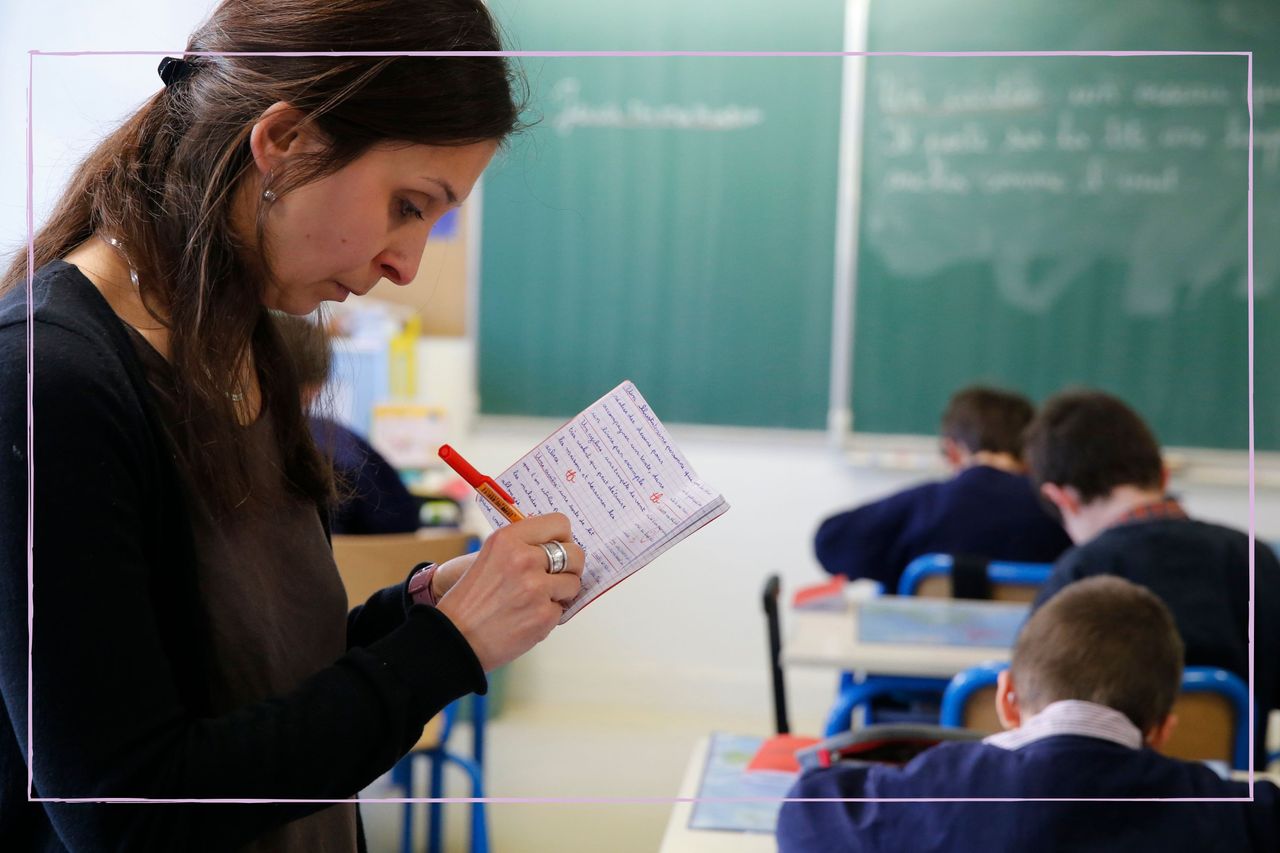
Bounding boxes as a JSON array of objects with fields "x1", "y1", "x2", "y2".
[{"x1": 407, "y1": 563, "x2": 439, "y2": 607}]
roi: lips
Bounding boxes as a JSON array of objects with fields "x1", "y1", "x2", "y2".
[{"x1": 333, "y1": 280, "x2": 374, "y2": 298}]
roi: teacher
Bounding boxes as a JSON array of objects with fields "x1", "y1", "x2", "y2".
[{"x1": 0, "y1": 0, "x2": 584, "y2": 850}]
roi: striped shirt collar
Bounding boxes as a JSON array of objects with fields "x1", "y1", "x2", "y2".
[
  {"x1": 1112, "y1": 497, "x2": 1188, "y2": 527},
  {"x1": 983, "y1": 700, "x2": 1144, "y2": 751}
]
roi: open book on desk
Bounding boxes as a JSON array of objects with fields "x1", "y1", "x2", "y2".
[{"x1": 475, "y1": 380, "x2": 730, "y2": 623}]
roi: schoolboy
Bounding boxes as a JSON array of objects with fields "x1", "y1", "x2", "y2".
[
  {"x1": 815, "y1": 386, "x2": 1071, "y2": 590},
  {"x1": 1024, "y1": 389, "x2": 1280, "y2": 758},
  {"x1": 777, "y1": 576, "x2": 1279, "y2": 852},
  {"x1": 273, "y1": 312, "x2": 421, "y2": 534}
]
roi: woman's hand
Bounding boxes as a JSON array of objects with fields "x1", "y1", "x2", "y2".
[
  {"x1": 436, "y1": 513, "x2": 584, "y2": 672},
  {"x1": 429, "y1": 553, "x2": 477, "y2": 600}
]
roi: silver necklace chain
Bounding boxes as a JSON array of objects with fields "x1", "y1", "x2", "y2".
[
  {"x1": 101, "y1": 235, "x2": 140, "y2": 287},
  {"x1": 100, "y1": 234, "x2": 244, "y2": 403}
]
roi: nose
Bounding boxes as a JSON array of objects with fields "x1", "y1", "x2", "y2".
[{"x1": 375, "y1": 227, "x2": 431, "y2": 286}]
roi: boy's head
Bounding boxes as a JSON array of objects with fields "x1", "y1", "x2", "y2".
[
  {"x1": 996, "y1": 575, "x2": 1184, "y2": 745},
  {"x1": 1022, "y1": 389, "x2": 1164, "y2": 502},
  {"x1": 939, "y1": 386, "x2": 1035, "y2": 468}
]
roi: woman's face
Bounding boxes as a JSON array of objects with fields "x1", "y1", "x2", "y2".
[{"x1": 258, "y1": 139, "x2": 497, "y2": 314}]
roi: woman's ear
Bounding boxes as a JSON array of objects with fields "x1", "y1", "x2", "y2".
[
  {"x1": 995, "y1": 669, "x2": 1022, "y2": 730},
  {"x1": 247, "y1": 101, "x2": 326, "y2": 178}
]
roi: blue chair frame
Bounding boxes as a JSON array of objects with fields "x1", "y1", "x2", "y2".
[
  {"x1": 390, "y1": 535, "x2": 489, "y2": 853},
  {"x1": 938, "y1": 661, "x2": 1006, "y2": 728},
  {"x1": 390, "y1": 692, "x2": 489, "y2": 853},
  {"x1": 818, "y1": 554, "x2": 1049, "y2": 736},
  {"x1": 940, "y1": 663, "x2": 1253, "y2": 771},
  {"x1": 898, "y1": 554, "x2": 1053, "y2": 597},
  {"x1": 824, "y1": 672, "x2": 951, "y2": 736}
]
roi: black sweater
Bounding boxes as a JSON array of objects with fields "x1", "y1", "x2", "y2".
[
  {"x1": 1034, "y1": 516, "x2": 1280, "y2": 763},
  {"x1": 0, "y1": 262, "x2": 486, "y2": 852}
]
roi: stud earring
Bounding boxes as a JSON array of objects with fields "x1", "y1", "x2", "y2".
[{"x1": 263, "y1": 188, "x2": 277, "y2": 203}]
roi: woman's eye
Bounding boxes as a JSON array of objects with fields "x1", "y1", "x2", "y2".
[{"x1": 399, "y1": 198, "x2": 425, "y2": 221}]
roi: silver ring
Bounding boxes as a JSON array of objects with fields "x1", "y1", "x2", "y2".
[{"x1": 541, "y1": 540, "x2": 568, "y2": 574}]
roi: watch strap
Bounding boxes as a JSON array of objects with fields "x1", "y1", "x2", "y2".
[{"x1": 407, "y1": 563, "x2": 439, "y2": 607}]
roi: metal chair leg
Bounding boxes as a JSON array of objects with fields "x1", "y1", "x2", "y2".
[
  {"x1": 427, "y1": 755, "x2": 445, "y2": 853},
  {"x1": 390, "y1": 754, "x2": 416, "y2": 853}
]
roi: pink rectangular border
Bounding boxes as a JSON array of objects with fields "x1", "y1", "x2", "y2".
[{"x1": 24, "y1": 48, "x2": 1258, "y2": 806}]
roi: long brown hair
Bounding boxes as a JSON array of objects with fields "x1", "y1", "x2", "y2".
[{"x1": 3, "y1": 0, "x2": 524, "y2": 514}]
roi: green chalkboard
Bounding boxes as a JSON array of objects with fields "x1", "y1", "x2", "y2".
[
  {"x1": 478, "y1": 1, "x2": 844, "y2": 428},
  {"x1": 852, "y1": 0, "x2": 1279, "y2": 450}
]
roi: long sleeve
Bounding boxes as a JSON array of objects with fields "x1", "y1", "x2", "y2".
[
  {"x1": 813, "y1": 485, "x2": 930, "y2": 588},
  {"x1": 0, "y1": 315, "x2": 484, "y2": 851},
  {"x1": 346, "y1": 576, "x2": 418, "y2": 649}
]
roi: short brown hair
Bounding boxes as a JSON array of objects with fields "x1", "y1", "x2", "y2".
[
  {"x1": 1012, "y1": 576, "x2": 1184, "y2": 732},
  {"x1": 1022, "y1": 389, "x2": 1163, "y2": 503},
  {"x1": 940, "y1": 386, "x2": 1035, "y2": 457}
]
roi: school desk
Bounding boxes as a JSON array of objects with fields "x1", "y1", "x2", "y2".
[
  {"x1": 782, "y1": 595, "x2": 1029, "y2": 735},
  {"x1": 658, "y1": 734, "x2": 785, "y2": 853},
  {"x1": 782, "y1": 595, "x2": 1027, "y2": 678}
]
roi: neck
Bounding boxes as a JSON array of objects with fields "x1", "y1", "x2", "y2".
[
  {"x1": 963, "y1": 451, "x2": 1025, "y2": 474},
  {"x1": 64, "y1": 237, "x2": 171, "y2": 352},
  {"x1": 1069, "y1": 485, "x2": 1168, "y2": 543}
]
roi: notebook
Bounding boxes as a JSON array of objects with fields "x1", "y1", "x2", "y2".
[
  {"x1": 474, "y1": 380, "x2": 730, "y2": 623},
  {"x1": 688, "y1": 733, "x2": 796, "y2": 833}
]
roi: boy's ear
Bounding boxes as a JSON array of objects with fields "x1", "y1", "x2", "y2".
[
  {"x1": 995, "y1": 669, "x2": 1022, "y2": 730},
  {"x1": 1039, "y1": 482, "x2": 1081, "y2": 518},
  {"x1": 248, "y1": 101, "x2": 327, "y2": 178},
  {"x1": 941, "y1": 437, "x2": 965, "y2": 469},
  {"x1": 1145, "y1": 713, "x2": 1178, "y2": 750}
]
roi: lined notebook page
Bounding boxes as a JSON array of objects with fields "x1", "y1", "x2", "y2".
[{"x1": 475, "y1": 381, "x2": 729, "y2": 622}]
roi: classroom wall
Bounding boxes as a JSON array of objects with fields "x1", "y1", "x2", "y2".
[{"x1": 1, "y1": 0, "x2": 217, "y2": 260}]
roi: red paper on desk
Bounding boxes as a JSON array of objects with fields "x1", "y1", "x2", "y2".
[
  {"x1": 791, "y1": 576, "x2": 846, "y2": 610},
  {"x1": 746, "y1": 734, "x2": 821, "y2": 773}
]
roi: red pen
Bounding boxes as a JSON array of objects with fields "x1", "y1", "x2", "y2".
[{"x1": 439, "y1": 444, "x2": 526, "y2": 523}]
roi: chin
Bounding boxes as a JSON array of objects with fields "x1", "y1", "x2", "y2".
[
  {"x1": 266, "y1": 293, "x2": 325, "y2": 315},
  {"x1": 261, "y1": 280, "x2": 329, "y2": 315},
  {"x1": 275, "y1": 303, "x2": 321, "y2": 317}
]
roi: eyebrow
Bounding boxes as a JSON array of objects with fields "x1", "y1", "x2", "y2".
[{"x1": 420, "y1": 176, "x2": 460, "y2": 207}]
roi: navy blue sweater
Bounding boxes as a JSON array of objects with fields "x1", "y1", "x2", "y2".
[
  {"x1": 1035, "y1": 518, "x2": 1280, "y2": 763},
  {"x1": 778, "y1": 736, "x2": 1280, "y2": 852},
  {"x1": 309, "y1": 416, "x2": 421, "y2": 535},
  {"x1": 815, "y1": 466, "x2": 1072, "y2": 590}
]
